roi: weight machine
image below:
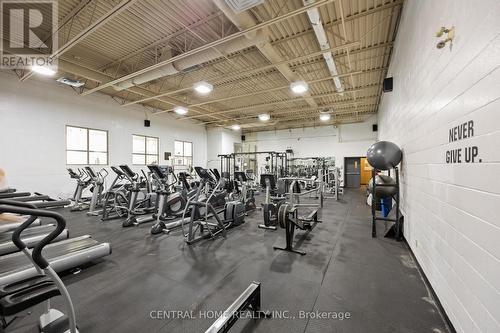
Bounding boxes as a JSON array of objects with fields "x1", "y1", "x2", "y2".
[{"x1": 219, "y1": 151, "x2": 288, "y2": 181}]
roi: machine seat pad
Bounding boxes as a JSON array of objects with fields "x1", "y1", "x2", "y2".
[{"x1": 299, "y1": 209, "x2": 318, "y2": 223}]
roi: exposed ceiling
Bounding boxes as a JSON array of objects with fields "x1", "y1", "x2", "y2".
[{"x1": 5, "y1": 0, "x2": 403, "y2": 132}]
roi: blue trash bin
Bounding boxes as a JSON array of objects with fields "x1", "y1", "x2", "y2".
[{"x1": 380, "y1": 197, "x2": 392, "y2": 217}]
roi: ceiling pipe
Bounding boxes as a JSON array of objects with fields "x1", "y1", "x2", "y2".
[
  {"x1": 303, "y1": 0, "x2": 344, "y2": 93},
  {"x1": 212, "y1": 0, "x2": 318, "y2": 108},
  {"x1": 113, "y1": 31, "x2": 268, "y2": 91}
]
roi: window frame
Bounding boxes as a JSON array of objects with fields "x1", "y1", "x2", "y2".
[
  {"x1": 132, "y1": 134, "x2": 160, "y2": 165},
  {"x1": 65, "y1": 125, "x2": 109, "y2": 165},
  {"x1": 173, "y1": 140, "x2": 193, "y2": 167}
]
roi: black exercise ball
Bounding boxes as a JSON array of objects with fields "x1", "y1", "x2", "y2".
[
  {"x1": 366, "y1": 141, "x2": 402, "y2": 170},
  {"x1": 368, "y1": 175, "x2": 397, "y2": 198}
]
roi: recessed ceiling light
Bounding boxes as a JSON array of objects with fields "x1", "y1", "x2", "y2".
[
  {"x1": 290, "y1": 80, "x2": 309, "y2": 94},
  {"x1": 193, "y1": 81, "x2": 213, "y2": 94},
  {"x1": 231, "y1": 124, "x2": 241, "y2": 131},
  {"x1": 174, "y1": 106, "x2": 188, "y2": 115},
  {"x1": 258, "y1": 113, "x2": 270, "y2": 121},
  {"x1": 319, "y1": 112, "x2": 331, "y2": 121},
  {"x1": 32, "y1": 65, "x2": 56, "y2": 76}
]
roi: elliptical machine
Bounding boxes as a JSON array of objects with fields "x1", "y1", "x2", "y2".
[
  {"x1": 233, "y1": 171, "x2": 256, "y2": 212},
  {"x1": 101, "y1": 166, "x2": 129, "y2": 221},
  {"x1": 0, "y1": 201, "x2": 79, "y2": 332},
  {"x1": 149, "y1": 165, "x2": 190, "y2": 234},
  {"x1": 208, "y1": 169, "x2": 230, "y2": 208},
  {"x1": 67, "y1": 168, "x2": 92, "y2": 211},
  {"x1": 84, "y1": 166, "x2": 108, "y2": 216},
  {"x1": 120, "y1": 165, "x2": 156, "y2": 227},
  {"x1": 182, "y1": 167, "x2": 245, "y2": 244}
]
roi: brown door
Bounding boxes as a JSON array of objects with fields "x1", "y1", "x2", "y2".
[{"x1": 360, "y1": 157, "x2": 372, "y2": 185}]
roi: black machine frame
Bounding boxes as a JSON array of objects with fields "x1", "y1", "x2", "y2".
[
  {"x1": 204, "y1": 282, "x2": 270, "y2": 333},
  {"x1": 218, "y1": 151, "x2": 288, "y2": 180},
  {"x1": 370, "y1": 167, "x2": 402, "y2": 240}
]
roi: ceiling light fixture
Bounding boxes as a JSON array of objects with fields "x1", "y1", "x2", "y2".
[
  {"x1": 258, "y1": 113, "x2": 270, "y2": 121},
  {"x1": 290, "y1": 80, "x2": 309, "y2": 94},
  {"x1": 319, "y1": 112, "x2": 331, "y2": 121},
  {"x1": 32, "y1": 65, "x2": 56, "y2": 76},
  {"x1": 174, "y1": 106, "x2": 188, "y2": 115},
  {"x1": 231, "y1": 124, "x2": 241, "y2": 131},
  {"x1": 193, "y1": 81, "x2": 213, "y2": 94},
  {"x1": 57, "y1": 77, "x2": 84, "y2": 87}
]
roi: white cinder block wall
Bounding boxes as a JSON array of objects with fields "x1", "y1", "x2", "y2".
[
  {"x1": 206, "y1": 127, "x2": 242, "y2": 169},
  {"x1": 377, "y1": 0, "x2": 500, "y2": 332},
  {"x1": 0, "y1": 71, "x2": 207, "y2": 198},
  {"x1": 244, "y1": 115, "x2": 378, "y2": 171}
]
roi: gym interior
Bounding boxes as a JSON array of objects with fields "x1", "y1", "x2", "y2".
[{"x1": 0, "y1": 0, "x2": 498, "y2": 332}]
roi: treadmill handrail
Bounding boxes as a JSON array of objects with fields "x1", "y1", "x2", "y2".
[
  {"x1": 0, "y1": 205, "x2": 66, "y2": 269},
  {"x1": 0, "y1": 199, "x2": 39, "y2": 250}
]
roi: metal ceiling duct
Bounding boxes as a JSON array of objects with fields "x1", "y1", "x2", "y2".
[
  {"x1": 112, "y1": 32, "x2": 267, "y2": 91},
  {"x1": 224, "y1": 0, "x2": 265, "y2": 13}
]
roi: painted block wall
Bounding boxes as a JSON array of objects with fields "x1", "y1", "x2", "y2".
[
  {"x1": 244, "y1": 115, "x2": 378, "y2": 171},
  {"x1": 0, "y1": 71, "x2": 207, "y2": 198},
  {"x1": 206, "y1": 127, "x2": 242, "y2": 169},
  {"x1": 377, "y1": 0, "x2": 500, "y2": 332}
]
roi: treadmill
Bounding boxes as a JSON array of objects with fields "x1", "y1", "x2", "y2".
[
  {"x1": 9, "y1": 193, "x2": 70, "y2": 209},
  {"x1": 0, "y1": 235, "x2": 111, "y2": 285},
  {"x1": 0, "y1": 215, "x2": 42, "y2": 233},
  {"x1": 0, "y1": 189, "x2": 70, "y2": 208},
  {"x1": 0, "y1": 199, "x2": 112, "y2": 285},
  {"x1": 0, "y1": 224, "x2": 69, "y2": 255},
  {"x1": 1, "y1": 198, "x2": 43, "y2": 233}
]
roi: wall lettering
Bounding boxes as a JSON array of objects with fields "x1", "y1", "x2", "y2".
[{"x1": 445, "y1": 120, "x2": 481, "y2": 163}]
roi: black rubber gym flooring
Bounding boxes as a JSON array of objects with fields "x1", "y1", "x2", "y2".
[{"x1": 7, "y1": 188, "x2": 452, "y2": 333}]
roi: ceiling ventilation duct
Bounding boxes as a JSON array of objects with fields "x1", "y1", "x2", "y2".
[
  {"x1": 113, "y1": 32, "x2": 267, "y2": 91},
  {"x1": 224, "y1": 0, "x2": 265, "y2": 13}
]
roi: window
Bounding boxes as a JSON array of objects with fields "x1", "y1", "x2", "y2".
[
  {"x1": 174, "y1": 140, "x2": 193, "y2": 167},
  {"x1": 66, "y1": 125, "x2": 108, "y2": 165},
  {"x1": 132, "y1": 135, "x2": 159, "y2": 165}
]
